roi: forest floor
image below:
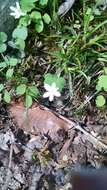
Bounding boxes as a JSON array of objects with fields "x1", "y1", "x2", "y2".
[{"x1": 0, "y1": 98, "x2": 107, "y2": 189}]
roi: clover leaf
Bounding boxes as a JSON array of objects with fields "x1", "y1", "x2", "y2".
[
  {"x1": 96, "y1": 95, "x2": 106, "y2": 107},
  {"x1": 0, "y1": 32, "x2": 7, "y2": 53},
  {"x1": 96, "y1": 75, "x2": 107, "y2": 92},
  {"x1": 43, "y1": 13, "x2": 51, "y2": 24},
  {"x1": 12, "y1": 26, "x2": 28, "y2": 40},
  {"x1": 35, "y1": 20, "x2": 44, "y2": 33},
  {"x1": 21, "y1": 0, "x2": 38, "y2": 13},
  {"x1": 39, "y1": 0, "x2": 48, "y2": 6}
]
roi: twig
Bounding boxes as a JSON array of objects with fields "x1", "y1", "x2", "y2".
[
  {"x1": 2, "y1": 133, "x2": 14, "y2": 190},
  {"x1": 74, "y1": 124, "x2": 107, "y2": 151},
  {"x1": 40, "y1": 104, "x2": 107, "y2": 151},
  {"x1": 61, "y1": 116, "x2": 107, "y2": 151}
]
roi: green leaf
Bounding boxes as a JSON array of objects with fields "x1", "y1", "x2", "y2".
[
  {"x1": 3, "y1": 90, "x2": 11, "y2": 103},
  {"x1": 15, "y1": 39, "x2": 25, "y2": 50},
  {"x1": 6, "y1": 68, "x2": 14, "y2": 79},
  {"x1": 0, "y1": 84, "x2": 4, "y2": 92},
  {"x1": 0, "y1": 62, "x2": 7, "y2": 68},
  {"x1": 20, "y1": 0, "x2": 38, "y2": 12},
  {"x1": 12, "y1": 26, "x2": 28, "y2": 40},
  {"x1": 9, "y1": 58, "x2": 18, "y2": 66},
  {"x1": 44, "y1": 74, "x2": 65, "y2": 91},
  {"x1": 39, "y1": 0, "x2": 48, "y2": 6},
  {"x1": 96, "y1": 95, "x2": 106, "y2": 107},
  {"x1": 84, "y1": 8, "x2": 94, "y2": 34},
  {"x1": 96, "y1": 75, "x2": 107, "y2": 92},
  {"x1": 19, "y1": 15, "x2": 31, "y2": 26},
  {"x1": 31, "y1": 11, "x2": 42, "y2": 20},
  {"x1": 28, "y1": 86, "x2": 39, "y2": 98},
  {"x1": 43, "y1": 13, "x2": 51, "y2": 24},
  {"x1": 0, "y1": 43, "x2": 7, "y2": 53},
  {"x1": 25, "y1": 95, "x2": 32, "y2": 108},
  {"x1": 0, "y1": 32, "x2": 7, "y2": 43},
  {"x1": 16, "y1": 84, "x2": 26, "y2": 95},
  {"x1": 35, "y1": 20, "x2": 44, "y2": 33}
]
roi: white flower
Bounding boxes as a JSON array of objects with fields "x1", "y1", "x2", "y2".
[
  {"x1": 10, "y1": 2, "x2": 26, "y2": 19},
  {"x1": 43, "y1": 82, "x2": 61, "y2": 102}
]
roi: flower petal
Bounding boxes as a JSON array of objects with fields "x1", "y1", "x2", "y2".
[
  {"x1": 15, "y1": 15, "x2": 20, "y2": 19},
  {"x1": 16, "y1": 2, "x2": 20, "y2": 10},
  {"x1": 10, "y1": 13, "x2": 19, "y2": 18},
  {"x1": 10, "y1": 2, "x2": 25, "y2": 19},
  {"x1": 54, "y1": 91, "x2": 61, "y2": 97},
  {"x1": 43, "y1": 92, "x2": 50, "y2": 98},
  {"x1": 10, "y1": 13, "x2": 16, "y2": 16},
  {"x1": 49, "y1": 94, "x2": 54, "y2": 101},
  {"x1": 44, "y1": 83, "x2": 52, "y2": 91},
  {"x1": 52, "y1": 82, "x2": 59, "y2": 91},
  {"x1": 10, "y1": 6, "x2": 17, "y2": 11}
]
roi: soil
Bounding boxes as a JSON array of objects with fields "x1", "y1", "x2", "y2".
[{"x1": 0, "y1": 101, "x2": 107, "y2": 190}]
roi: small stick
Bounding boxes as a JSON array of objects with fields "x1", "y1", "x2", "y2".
[
  {"x1": 39, "y1": 104, "x2": 107, "y2": 151},
  {"x1": 2, "y1": 132, "x2": 14, "y2": 190},
  {"x1": 74, "y1": 124, "x2": 107, "y2": 151}
]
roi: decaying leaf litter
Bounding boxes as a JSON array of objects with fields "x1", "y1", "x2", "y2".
[
  {"x1": 1, "y1": 0, "x2": 107, "y2": 190},
  {"x1": 0, "y1": 98, "x2": 107, "y2": 189}
]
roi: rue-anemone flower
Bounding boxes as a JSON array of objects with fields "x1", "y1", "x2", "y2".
[
  {"x1": 10, "y1": 2, "x2": 26, "y2": 19},
  {"x1": 43, "y1": 82, "x2": 61, "y2": 102}
]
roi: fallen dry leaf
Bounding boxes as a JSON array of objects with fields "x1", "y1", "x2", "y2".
[
  {"x1": 9, "y1": 101, "x2": 107, "y2": 151},
  {"x1": 9, "y1": 102, "x2": 75, "y2": 142}
]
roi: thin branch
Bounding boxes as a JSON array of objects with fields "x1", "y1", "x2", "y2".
[
  {"x1": 40, "y1": 104, "x2": 107, "y2": 151},
  {"x1": 74, "y1": 124, "x2": 107, "y2": 151},
  {"x1": 2, "y1": 132, "x2": 14, "y2": 190}
]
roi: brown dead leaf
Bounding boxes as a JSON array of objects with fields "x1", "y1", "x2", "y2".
[{"x1": 9, "y1": 102, "x2": 75, "y2": 142}]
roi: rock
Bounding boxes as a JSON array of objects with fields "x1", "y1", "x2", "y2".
[{"x1": 0, "y1": 0, "x2": 18, "y2": 35}]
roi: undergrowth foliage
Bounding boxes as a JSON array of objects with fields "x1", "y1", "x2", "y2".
[{"x1": 0, "y1": 0, "x2": 107, "y2": 109}]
